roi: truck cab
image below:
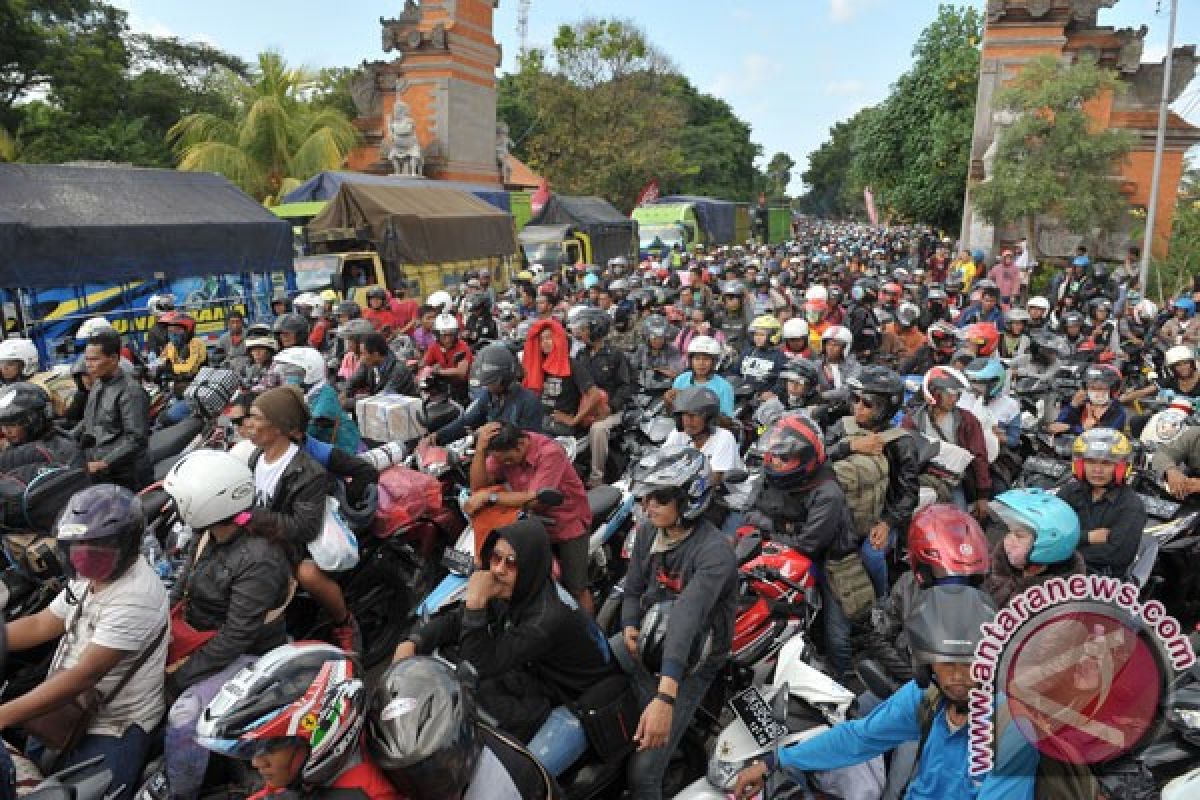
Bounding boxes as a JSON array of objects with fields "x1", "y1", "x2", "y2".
[
  {"x1": 301, "y1": 226, "x2": 392, "y2": 303},
  {"x1": 518, "y1": 224, "x2": 592, "y2": 272}
]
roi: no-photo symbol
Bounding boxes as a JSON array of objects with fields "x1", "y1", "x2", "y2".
[{"x1": 1002, "y1": 607, "x2": 1164, "y2": 764}]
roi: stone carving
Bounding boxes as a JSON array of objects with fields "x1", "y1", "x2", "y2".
[
  {"x1": 1129, "y1": 45, "x2": 1199, "y2": 106},
  {"x1": 496, "y1": 121, "x2": 512, "y2": 183},
  {"x1": 982, "y1": 110, "x2": 1018, "y2": 182},
  {"x1": 431, "y1": 23, "x2": 447, "y2": 50},
  {"x1": 349, "y1": 62, "x2": 384, "y2": 116},
  {"x1": 986, "y1": 0, "x2": 1006, "y2": 24},
  {"x1": 1027, "y1": 0, "x2": 1052, "y2": 19},
  {"x1": 1116, "y1": 25, "x2": 1148, "y2": 74},
  {"x1": 383, "y1": 94, "x2": 423, "y2": 176},
  {"x1": 381, "y1": 1, "x2": 422, "y2": 53},
  {"x1": 1067, "y1": 0, "x2": 1118, "y2": 24}
]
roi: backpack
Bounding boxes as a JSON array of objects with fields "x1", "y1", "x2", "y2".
[
  {"x1": 914, "y1": 686, "x2": 1101, "y2": 800},
  {"x1": 832, "y1": 418, "x2": 906, "y2": 539}
]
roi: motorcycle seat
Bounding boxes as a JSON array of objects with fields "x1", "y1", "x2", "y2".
[
  {"x1": 587, "y1": 485, "x2": 622, "y2": 520},
  {"x1": 147, "y1": 415, "x2": 204, "y2": 466}
]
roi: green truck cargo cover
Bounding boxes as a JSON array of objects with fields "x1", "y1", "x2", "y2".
[{"x1": 309, "y1": 182, "x2": 516, "y2": 265}]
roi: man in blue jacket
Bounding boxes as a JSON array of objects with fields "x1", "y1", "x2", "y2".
[{"x1": 732, "y1": 585, "x2": 1037, "y2": 799}]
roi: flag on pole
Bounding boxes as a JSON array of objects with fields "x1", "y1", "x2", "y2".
[
  {"x1": 864, "y1": 187, "x2": 878, "y2": 226},
  {"x1": 531, "y1": 179, "x2": 551, "y2": 216},
  {"x1": 635, "y1": 179, "x2": 660, "y2": 207}
]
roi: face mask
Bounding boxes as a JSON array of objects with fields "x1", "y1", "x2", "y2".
[
  {"x1": 1004, "y1": 535, "x2": 1030, "y2": 569},
  {"x1": 69, "y1": 544, "x2": 119, "y2": 581},
  {"x1": 1088, "y1": 389, "x2": 1111, "y2": 407}
]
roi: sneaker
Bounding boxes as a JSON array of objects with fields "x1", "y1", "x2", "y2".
[{"x1": 331, "y1": 614, "x2": 362, "y2": 654}]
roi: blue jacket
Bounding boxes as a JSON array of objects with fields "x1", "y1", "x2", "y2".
[
  {"x1": 777, "y1": 680, "x2": 1035, "y2": 800},
  {"x1": 308, "y1": 383, "x2": 361, "y2": 455},
  {"x1": 957, "y1": 304, "x2": 1004, "y2": 329},
  {"x1": 1054, "y1": 399, "x2": 1126, "y2": 434},
  {"x1": 672, "y1": 372, "x2": 735, "y2": 416},
  {"x1": 736, "y1": 346, "x2": 787, "y2": 396}
]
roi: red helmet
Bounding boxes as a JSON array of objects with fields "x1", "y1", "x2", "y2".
[
  {"x1": 538, "y1": 281, "x2": 559, "y2": 300},
  {"x1": 963, "y1": 322, "x2": 999, "y2": 357},
  {"x1": 882, "y1": 282, "x2": 902, "y2": 300},
  {"x1": 927, "y1": 321, "x2": 958, "y2": 354},
  {"x1": 906, "y1": 504, "x2": 990, "y2": 588},
  {"x1": 760, "y1": 414, "x2": 825, "y2": 488},
  {"x1": 159, "y1": 311, "x2": 196, "y2": 335}
]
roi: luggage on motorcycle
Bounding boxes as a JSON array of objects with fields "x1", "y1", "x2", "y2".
[
  {"x1": 570, "y1": 673, "x2": 640, "y2": 761},
  {"x1": 356, "y1": 394, "x2": 425, "y2": 443},
  {"x1": 372, "y1": 464, "x2": 443, "y2": 538},
  {"x1": 0, "y1": 465, "x2": 90, "y2": 532},
  {"x1": 832, "y1": 419, "x2": 905, "y2": 538},
  {"x1": 824, "y1": 551, "x2": 875, "y2": 622},
  {"x1": 183, "y1": 367, "x2": 239, "y2": 418}
]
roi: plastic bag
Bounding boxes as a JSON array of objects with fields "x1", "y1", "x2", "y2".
[{"x1": 309, "y1": 497, "x2": 360, "y2": 572}]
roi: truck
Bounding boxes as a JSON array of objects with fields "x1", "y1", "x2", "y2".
[
  {"x1": 751, "y1": 205, "x2": 795, "y2": 245},
  {"x1": 518, "y1": 195, "x2": 637, "y2": 271},
  {"x1": 631, "y1": 203, "x2": 700, "y2": 259},
  {"x1": 304, "y1": 180, "x2": 518, "y2": 301},
  {"x1": 0, "y1": 163, "x2": 292, "y2": 362},
  {"x1": 650, "y1": 195, "x2": 738, "y2": 250}
]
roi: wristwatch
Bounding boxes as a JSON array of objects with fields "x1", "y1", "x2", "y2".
[{"x1": 487, "y1": 492, "x2": 499, "y2": 506}]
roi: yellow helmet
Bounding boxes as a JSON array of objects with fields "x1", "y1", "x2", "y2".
[
  {"x1": 320, "y1": 289, "x2": 339, "y2": 304},
  {"x1": 1071, "y1": 428, "x2": 1132, "y2": 483},
  {"x1": 749, "y1": 315, "x2": 782, "y2": 344}
]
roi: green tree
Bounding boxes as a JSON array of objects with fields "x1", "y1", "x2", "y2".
[
  {"x1": 765, "y1": 151, "x2": 795, "y2": 202},
  {"x1": 971, "y1": 54, "x2": 1134, "y2": 257},
  {"x1": 168, "y1": 51, "x2": 359, "y2": 202},
  {"x1": 662, "y1": 74, "x2": 761, "y2": 201},
  {"x1": 798, "y1": 107, "x2": 877, "y2": 218},
  {"x1": 851, "y1": 4, "x2": 980, "y2": 229}
]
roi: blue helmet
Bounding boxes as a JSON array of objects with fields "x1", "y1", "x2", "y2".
[
  {"x1": 990, "y1": 489, "x2": 1080, "y2": 565},
  {"x1": 1072, "y1": 255, "x2": 1090, "y2": 268},
  {"x1": 965, "y1": 357, "x2": 1006, "y2": 400},
  {"x1": 583, "y1": 274, "x2": 600, "y2": 290},
  {"x1": 1173, "y1": 297, "x2": 1196, "y2": 317}
]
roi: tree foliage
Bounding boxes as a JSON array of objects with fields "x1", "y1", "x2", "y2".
[
  {"x1": 765, "y1": 152, "x2": 795, "y2": 202},
  {"x1": 798, "y1": 107, "x2": 878, "y2": 218},
  {"x1": 169, "y1": 51, "x2": 359, "y2": 202},
  {"x1": 497, "y1": 18, "x2": 763, "y2": 209},
  {"x1": 851, "y1": 4, "x2": 981, "y2": 230},
  {"x1": 971, "y1": 54, "x2": 1134, "y2": 249}
]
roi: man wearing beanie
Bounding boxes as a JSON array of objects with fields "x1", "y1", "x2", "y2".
[{"x1": 246, "y1": 386, "x2": 361, "y2": 653}]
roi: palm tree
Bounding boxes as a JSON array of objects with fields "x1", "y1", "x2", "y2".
[
  {"x1": 0, "y1": 127, "x2": 16, "y2": 162},
  {"x1": 168, "y1": 51, "x2": 359, "y2": 202}
]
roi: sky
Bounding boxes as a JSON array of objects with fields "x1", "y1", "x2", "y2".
[{"x1": 112, "y1": 0, "x2": 1200, "y2": 193}]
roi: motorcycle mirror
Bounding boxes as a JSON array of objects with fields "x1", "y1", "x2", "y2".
[
  {"x1": 536, "y1": 488, "x2": 564, "y2": 507},
  {"x1": 858, "y1": 658, "x2": 899, "y2": 700},
  {"x1": 724, "y1": 468, "x2": 749, "y2": 485}
]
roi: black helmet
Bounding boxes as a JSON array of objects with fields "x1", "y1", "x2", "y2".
[
  {"x1": 847, "y1": 365, "x2": 904, "y2": 423},
  {"x1": 55, "y1": 484, "x2": 144, "y2": 582},
  {"x1": 467, "y1": 294, "x2": 492, "y2": 314},
  {"x1": 779, "y1": 361, "x2": 820, "y2": 405},
  {"x1": 0, "y1": 382, "x2": 52, "y2": 439},
  {"x1": 672, "y1": 386, "x2": 720, "y2": 432},
  {"x1": 642, "y1": 313, "x2": 669, "y2": 339},
  {"x1": 469, "y1": 343, "x2": 519, "y2": 391},
  {"x1": 365, "y1": 286, "x2": 390, "y2": 304},
  {"x1": 366, "y1": 657, "x2": 482, "y2": 800},
  {"x1": 1062, "y1": 311, "x2": 1084, "y2": 329},
  {"x1": 272, "y1": 312, "x2": 310, "y2": 340},
  {"x1": 631, "y1": 446, "x2": 713, "y2": 522},
  {"x1": 572, "y1": 308, "x2": 611, "y2": 341},
  {"x1": 638, "y1": 600, "x2": 713, "y2": 676},
  {"x1": 907, "y1": 585, "x2": 996, "y2": 688},
  {"x1": 335, "y1": 301, "x2": 362, "y2": 320}
]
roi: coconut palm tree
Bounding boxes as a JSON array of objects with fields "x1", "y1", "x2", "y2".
[{"x1": 168, "y1": 51, "x2": 359, "y2": 202}]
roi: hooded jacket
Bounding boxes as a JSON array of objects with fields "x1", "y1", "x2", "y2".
[
  {"x1": 983, "y1": 540, "x2": 1088, "y2": 609},
  {"x1": 406, "y1": 519, "x2": 613, "y2": 738}
]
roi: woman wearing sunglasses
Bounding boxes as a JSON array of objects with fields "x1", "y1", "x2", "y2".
[{"x1": 392, "y1": 518, "x2": 611, "y2": 778}]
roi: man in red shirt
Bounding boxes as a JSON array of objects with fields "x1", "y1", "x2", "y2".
[
  {"x1": 421, "y1": 313, "x2": 473, "y2": 405},
  {"x1": 464, "y1": 421, "x2": 594, "y2": 613},
  {"x1": 390, "y1": 283, "x2": 421, "y2": 335}
]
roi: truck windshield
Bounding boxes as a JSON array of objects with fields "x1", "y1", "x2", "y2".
[
  {"x1": 521, "y1": 242, "x2": 564, "y2": 270},
  {"x1": 294, "y1": 255, "x2": 340, "y2": 291},
  {"x1": 640, "y1": 225, "x2": 683, "y2": 249}
]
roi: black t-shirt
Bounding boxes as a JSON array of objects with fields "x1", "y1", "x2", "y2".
[{"x1": 540, "y1": 357, "x2": 595, "y2": 415}]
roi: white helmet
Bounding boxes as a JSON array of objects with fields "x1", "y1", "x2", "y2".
[
  {"x1": 1135, "y1": 298, "x2": 1159, "y2": 324},
  {"x1": 804, "y1": 285, "x2": 829, "y2": 303},
  {"x1": 821, "y1": 325, "x2": 853, "y2": 348},
  {"x1": 292, "y1": 292, "x2": 324, "y2": 315},
  {"x1": 1165, "y1": 345, "x2": 1195, "y2": 368},
  {"x1": 529, "y1": 263, "x2": 545, "y2": 279},
  {"x1": 427, "y1": 291, "x2": 453, "y2": 313},
  {"x1": 687, "y1": 335, "x2": 722, "y2": 358},
  {"x1": 433, "y1": 313, "x2": 460, "y2": 335},
  {"x1": 147, "y1": 293, "x2": 175, "y2": 315},
  {"x1": 229, "y1": 438, "x2": 257, "y2": 466},
  {"x1": 1027, "y1": 296, "x2": 1050, "y2": 312},
  {"x1": 164, "y1": 450, "x2": 255, "y2": 530},
  {"x1": 272, "y1": 346, "x2": 326, "y2": 387},
  {"x1": 782, "y1": 317, "x2": 809, "y2": 341},
  {"x1": 76, "y1": 316, "x2": 114, "y2": 341},
  {"x1": 0, "y1": 338, "x2": 39, "y2": 378}
]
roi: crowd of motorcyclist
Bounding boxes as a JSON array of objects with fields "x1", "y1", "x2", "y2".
[{"x1": 0, "y1": 220, "x2": 1194, "y2": 799}]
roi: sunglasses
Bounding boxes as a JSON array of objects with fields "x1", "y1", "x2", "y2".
[
  {"x1": 852, "y1": 392, "x2": 880, "y2": 410},
  {"x1": 489, "y1": 551, "x2": 518, "y2": 569},
  {"x1": 229, "y1": 415, "x2": 249, "y2": 426}
]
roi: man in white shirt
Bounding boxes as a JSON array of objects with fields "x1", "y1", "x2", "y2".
[{"x1": 663, "y1": 386, "x2": 752, "y2": 536}]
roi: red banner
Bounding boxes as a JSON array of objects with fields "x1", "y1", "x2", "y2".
[
  {"x1": 531, "y1": 179, "x2": 551, "y2": 216},
  {"x1": 635, "y1": 179, "x2": 660, "y2": 207}
]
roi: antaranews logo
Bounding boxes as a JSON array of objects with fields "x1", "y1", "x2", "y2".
[{"x1": 968, "y1": 574, "x2": 1196, "y2": 776}]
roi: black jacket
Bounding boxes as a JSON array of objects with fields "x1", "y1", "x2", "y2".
[
  {"x1": 346, "y1": 352, "x2": 418, "y2": 398},
  {"x1": 79, "y1": 370, "x2": 150, "y2": 489},
  {"x1": 169, "y1": 527, "x2": 291, "y2": 691},
  {"x1": 0, "y1": 429, "x2": 82, "y2": 473},
  {"x1": 1057, "y1": 479, "x2": 1146, "y2": 576},
  {"x1": 825, "y1": 417, "x2": 920, "y2": 532},
  {"x1": 250, "y1": 445, "x2": 332, "y2": 563},
  {"x1": 756, "y1": 465, "x2": 858, "y2": 559},
  {"x1": 407, "y1": 520, "x2": 612, "y2": 739},
  {"x1": 577, "y1": 343, "x2": 633, "y2": 412},
  {"x1": 843, "y1": 303, "x2": 880, "y2": 357},
  {"x1": 852, "y1": 570, "x2": 923, "y2": 685},
  {"x1": 434, "y1": 385, "x2": 543, "y2": 445}
]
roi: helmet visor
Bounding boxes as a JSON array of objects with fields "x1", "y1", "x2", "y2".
[{"x1": 197, "y1": 735, "x2": 297, "y2": 761}]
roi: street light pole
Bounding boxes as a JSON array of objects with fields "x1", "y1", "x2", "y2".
[{"x1": 1139, "y1": 0, "x2": 1179, "y2": 292}]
